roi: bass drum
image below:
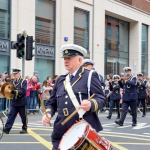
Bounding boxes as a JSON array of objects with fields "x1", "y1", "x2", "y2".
[{"x1": 58, "y1": 120, "x2": 113, "y2": 150}]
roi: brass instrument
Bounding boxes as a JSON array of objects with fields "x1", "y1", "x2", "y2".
[
  {"x1": 1, "y1": 82, "x2": 15, "y2": 99},
  {"x1": 137, "y1": 79, "x2": 144, "y2": 88},
  {"x1": 121, "y1": 75, "x2": 133, "y2": 82}
]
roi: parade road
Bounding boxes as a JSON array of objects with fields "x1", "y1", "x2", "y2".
[{"x1": 1, "y1": 112, "x2": 150, "y2": 150}]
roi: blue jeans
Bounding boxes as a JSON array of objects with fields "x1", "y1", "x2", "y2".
[
  {"x1": 0, "y1": 98, "x2": 6, "y2": 111},
  {"x1": 30, "y1": 94, "x2": 38, "y2": 113},
  {"x1": 27, "y1": 96, "x2": 30, "y2": 109}
]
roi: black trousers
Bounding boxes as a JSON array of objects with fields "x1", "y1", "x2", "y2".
[
  {"x1": 137, "y1": 98, "x2": 146, "y2": 115},
  {"x1": 109, "y1": 99, "x2": 120, "y2": 117},
  {"x1": 52, "y1": 138, "x2": 60, "y2": 150},
  {"x1": 120, "y1": 101, "x2": 137, "y2": 124},
  {"x1": 4, "y1": 105, "x2": 28, "y2": 131}
]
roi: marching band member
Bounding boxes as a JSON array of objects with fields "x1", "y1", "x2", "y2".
[
  {"x1": 115, "y1": 67, "x2": 137, "y2": 126},
  {"x1": 82, "y1": 58, "x2": 105, "y2": 89},
  {"x1": 137, "y1": 73, "x2": 147, "y2": 117},
  {"x1": 105, "y1": 75, "x2": 112, "y2": 109},
  {"x1": 107, "y1": 75, "x2": 121, "y2": 119},
  {"x1": 3, "y1": 69, "x2": 28, "y2": 134},
  {"x1": 42, "y1": 44, "x2": 106, "y2": 150}
]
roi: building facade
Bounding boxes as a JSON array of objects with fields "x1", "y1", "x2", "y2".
[{"x1": 0, "y1": 0, "x2": 150, "y2": 82}]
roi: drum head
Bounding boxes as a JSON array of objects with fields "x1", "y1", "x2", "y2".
[{"x1": 59, "y1": 121, "x2": 88, "y2": 150}]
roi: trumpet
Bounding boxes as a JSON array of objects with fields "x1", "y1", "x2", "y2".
[
  {"x1": 137, "y1": 79, "x2": 144, "y2": 86},
  {"x1": 121, "y1": 75, "x2": 133, "y2": 81}
]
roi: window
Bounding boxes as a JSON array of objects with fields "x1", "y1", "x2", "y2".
[
  {"x1": 35, "y1": 58, "x2": 54, "y2": 82},
  {"x1": 105, "y1": 16, "x2": 129, "y2": 76},
  {"x1": 35, "y1": 0, "x2": 55, "y2": 46},
  {"x1": 141, "y1": 24, "x2": 148, "y2": 76},
  {"x1": 74, "y1": 8, "x2": 89, "y2": 51},
  {"x1": 0, "y1": 0, "x2": 10, "y2": 39}
]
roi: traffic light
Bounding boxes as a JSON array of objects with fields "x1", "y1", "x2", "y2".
[
  {"x1": 11, "y1": 41, "x2": 19, "y2": 49},
  {"x1": 16, "y1": 34, "x2": 25, "y2": 58},
  {"x1": 26, "y1": 36, "x2": 34, "y2": 60}
]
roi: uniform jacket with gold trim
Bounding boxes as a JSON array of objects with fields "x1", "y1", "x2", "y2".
[
  {"x1": 119, "y1": 76, "x2": 138, "y2": 101},
  {"x1": 11, "y1": 78, "x2": 27, "y2": 106},
  {"x1": 45, "y1": 66, "x2": 106, "y2": 140},
  {"x1": 137, "y1": 80, "x2": 147, "y2": 99}
]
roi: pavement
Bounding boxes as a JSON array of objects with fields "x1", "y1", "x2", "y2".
[{"x1": 0, "y1": 111, "x2": 150, "y2": 150}]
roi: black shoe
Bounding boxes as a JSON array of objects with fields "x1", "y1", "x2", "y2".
[
  {"x1": 107, "y1": 116, "x2": 111, "y2": 119},
  {"x1": 132, "y1": 123, "x2": 137, "y2": 127},
  {"x1": 142, "y1": 115, "x2": 145, "y2": 117},
  {"x1": 20, "y1": 130, "x2": 27, "y2": 134},
  {"x1": 115, "y1": 120, "x2": 123, "y2": 126},
  {"x1": 3, "y1": 129, "x2": 9, "y2": 134},
  {"x1": 116, "y1": 116, "x2": 120, "y2": 119}
]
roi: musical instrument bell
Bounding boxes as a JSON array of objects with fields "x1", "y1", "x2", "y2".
[{"x1": 1, "y1": 82, "x2": 15, "y2": 99}]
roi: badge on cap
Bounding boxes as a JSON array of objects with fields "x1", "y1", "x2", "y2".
[{"x1": 65, "y1": 50, "x2": 68, "y2": 54}]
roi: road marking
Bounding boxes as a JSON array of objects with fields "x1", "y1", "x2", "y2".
[
  {"x1": 117, "y1": 125, "x2": 132, "y2": 128},
  {"x1": 13, "y1": 125, "x2": 53, "y2": 131},
  {"x1": 103, "y1": 122, "x2": 150, "y2": 130},
  {"x1": 143, "y1": 133, "x2": 150, "y2": 135},
  {"x1": 14, "y1": 123, "x2": 52, "y2": 128},
  {"x1": 103, "y1": 129, "x2": 111, "y2": 131},
  {"x1": 0, "y1": 142, "x2": 40, "y2": 144},
  {"x1": 110, "y1": 142, "x2": 128, "y2": 150},
  {"x1": 102, "y1": 134, "x2": 150, "y2": 142},
  {"x1": 133, "y1": 123, "x2": 150, "y2": 129},
  {"x1": 114, "y1": 142, "x2": 150, "y2": 145},
  {"x1": 101, "y1": 131, "x2": 150, "y2": 139},
  {"x1": 28, "y1": 128, "x2": 52, "y2": 150}
]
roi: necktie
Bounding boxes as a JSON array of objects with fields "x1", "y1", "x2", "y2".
[{"x1": 70, "y1": 75, "x2": 74, "y2": 82}]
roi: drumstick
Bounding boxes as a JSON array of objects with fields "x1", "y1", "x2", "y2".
[
  {"x1": 39, "y1": 95, "x2": 52, "y2": 126},
  {"x1": 61, "y1": 94, "x2": 95, "y2": 126}
]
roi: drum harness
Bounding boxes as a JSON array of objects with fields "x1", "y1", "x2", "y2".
[
  {"x1": 64, "y1": 70, "x2": 96, "y2": 119},
  {"x1": 65, "y1": 74, "x2": 86, "y2": 119}
]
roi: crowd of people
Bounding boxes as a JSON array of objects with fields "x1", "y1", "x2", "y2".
[
  {"x1": 1, "y1": 68, "x2": 150, "y2": 118},
  {"x1": 0, "y1": 71, "x2": 58, "y2": 114},
  {"x1": 104, "y1": 71, "x2": 150, "y2": 119},
  {"x1": 1, "y1": 43, "x2": 150, "y2": 149}
]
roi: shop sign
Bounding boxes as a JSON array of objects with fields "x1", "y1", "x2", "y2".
[
  {"x1": 36, "y1": 44, "x2": 54, "y2": 58},
  {"x1": 0, "y1": 39, "x2": 9, "y2": 52}
]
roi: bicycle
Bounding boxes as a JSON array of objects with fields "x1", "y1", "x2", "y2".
[{"x1": 0, "y1": 116, "x2": 4, "y2": 140}]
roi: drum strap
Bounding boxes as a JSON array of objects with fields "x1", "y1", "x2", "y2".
[{"x1": 65, "y1": 74, "x2": 86, "y2": 118}]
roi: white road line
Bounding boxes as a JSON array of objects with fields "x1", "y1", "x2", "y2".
[
  {"x1": 103, "y1": 129, "x2": 111, "y2": 131},
  {"x1": 117, "y1": 125, "x2": 132, "y2": 128},
  {"x1": 101, "y1": 131, "x2": 150, "y2": 138},
  {"x1": 143, "y1": 133, "x2": 150, "y2": 135},
  {"x1": 14, "y1": 123, "x2": 52, "y2": 129},
  {"x1": 102, "y1": 123, "x2": 116, "y2": 126}
]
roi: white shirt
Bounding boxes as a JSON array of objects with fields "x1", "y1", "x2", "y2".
[{"x1": 70, "y1": 68, "x2": 80, "y2": 77}]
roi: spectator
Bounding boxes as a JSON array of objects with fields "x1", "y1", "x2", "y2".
[
  {"x1": 52, "y1": 75, "x2": 59, "y2": 84},
  {"x1": 33, "y1": 71, "x2": 41, "y2": 109},
  {"x1": 0, "y1": 73, "x2": 6, "y2": 111},
  {"x1": 105, "y1": 75, "x2": 112, "y2": 109},
  {"x1": 146, "y1": 77, "x2": 150, "y2": 105},
  {"x1": 46, "y1": 76, "x2": 54, "y2": 88},
  {"x1": 29, "y1": 76, "x2": 40, "y2": 114},
  {"x1": 25, "y1": 76, "x2": 32, "y2": 114},
  {"x1": 33, "y1": 71, "x2": 40, "y2": 83},
  {"x1": 42, "y1": 80, "x2": 52, "y2": 105}
]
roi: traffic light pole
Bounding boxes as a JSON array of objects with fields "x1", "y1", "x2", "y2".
[
  {"x1": 21, "y1": 31, "x2": 27, "y2": 78},
  {"x1": 22, "y1": 49, "x2": 25, "y2": 77}
]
